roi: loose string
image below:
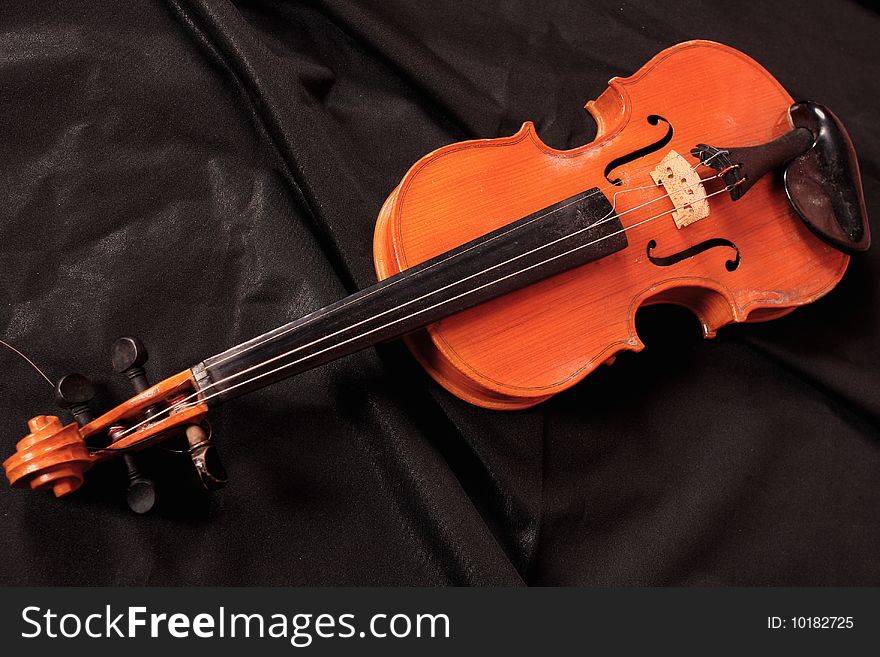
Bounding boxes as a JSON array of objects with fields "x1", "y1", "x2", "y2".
[
  {"x1": 97, "y1": 157, "x2": 732, "y2": 451},
  {"x1": 0, "y1": 339, "x2": 54, "y2": 388}
]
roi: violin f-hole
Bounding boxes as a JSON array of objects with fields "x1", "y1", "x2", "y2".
[
  {"x1": 646, "y1": 238, "x2": 741, "y2": 272},
  {"x1": 604, "y1": 115, "x2": 674, "y2": 185}
]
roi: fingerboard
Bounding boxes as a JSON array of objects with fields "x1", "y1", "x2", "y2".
[{"x1": 192, "y1": 188, "x2": 626, "y2": 405}]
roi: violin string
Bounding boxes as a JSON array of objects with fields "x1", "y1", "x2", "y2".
[
  {"x1": 100, "y1": 168, "x2": 732, "y2": 449},
  {"x1": 107, "y1": 170, "x2": 730, "y2": 446},
  {"x1": 200, "y1": 174, "x2": 724, "y2": 392},
  {"x1": 191, "y1": 170, "x2": 725, "y2": 394},
  {"x1": 206, "y1": 187, "x2": 615, "y2": 371},
  {"x1": 206, "y1": 150, "x2": 730, "y2": 371},
  {"x1": 187, "y1": 184, "x2": 736, "y2": 410},
  {"x1": 0, "y1": 339, "x2": 54, "y2": 387}
]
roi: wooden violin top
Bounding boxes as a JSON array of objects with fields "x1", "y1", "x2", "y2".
[{"x1": 373, "y1": 41, "x2": 849, "y2": 408}]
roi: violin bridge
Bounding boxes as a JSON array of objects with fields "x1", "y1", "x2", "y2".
[{"x1": 650, "y1": 150, "x2": 709, "y2": 229}]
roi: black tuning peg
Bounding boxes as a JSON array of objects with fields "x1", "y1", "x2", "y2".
[
  {"x1": 111, "y1": 336, "x2": 228, "y2": 498},
  {"x1": 54, "y1": 373, "x2": 96, "y2": 426},
  {"x1": 123, "y1": 455, "x2": 157, "y2": 514},
  {"x1": 110, "y1": 336, "x2": 158, "y2": 514},
  {"x1": 111, "y1": 336, "x2": 151, "y2": 394}
]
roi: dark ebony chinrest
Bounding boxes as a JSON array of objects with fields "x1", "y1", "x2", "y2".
[{"x1": 785, "y1": 101, "x2": 870, "y2": 253}]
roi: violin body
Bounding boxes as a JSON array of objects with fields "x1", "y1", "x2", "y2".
[{"x1": 373, "y1": 41, "x2": 850, "y2": 409}]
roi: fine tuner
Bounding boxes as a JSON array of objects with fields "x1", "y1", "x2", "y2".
[{"x1": 2, "y1": 41, "x2": 870, "y2": 513}]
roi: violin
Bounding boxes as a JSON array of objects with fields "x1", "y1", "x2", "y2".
[{"x1": 3, "y1": 40, "x2": 870, "y2": 513}]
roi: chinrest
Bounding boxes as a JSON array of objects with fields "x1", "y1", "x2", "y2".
[{"x1": 785, "y1": 101, "x2": 871, "y2": 253}]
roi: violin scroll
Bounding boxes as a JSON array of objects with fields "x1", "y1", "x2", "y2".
[
  {"x1": 3, "y1": 366, "x2": 211, "y2": 506},
  {"x1": 3, "y1": 415, "x2": 93, "y2": 497}
]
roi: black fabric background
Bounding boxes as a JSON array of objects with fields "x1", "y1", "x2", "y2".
[{"x1": 1, "y1": 0, "x2": 878, "y2": 585}]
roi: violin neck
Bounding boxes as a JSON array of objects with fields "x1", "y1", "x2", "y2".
[{"x1": 191, "y1": 188, "x2": 627, "y2": 405}]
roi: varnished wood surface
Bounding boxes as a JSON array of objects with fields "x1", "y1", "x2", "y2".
[
  {"x1": 373, "y1": 40, "x2": 849, "y2": 409},
  {"x1": 3, "y1": 416, "x2": 91, "y2": 498}
]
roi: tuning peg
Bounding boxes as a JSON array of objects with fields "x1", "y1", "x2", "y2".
[
  {"x1": 123, "y1": 454, "x2": 157, "y2": 514},
  {"x1": 111, "y1": 336, "x2": 150, "y2": 393},
  {"x1": 110, "y1": 336, "x2": 158, "y2": 514},
  {"x1": 54, "y1": 373, "x2": 96, "y2": 426}
]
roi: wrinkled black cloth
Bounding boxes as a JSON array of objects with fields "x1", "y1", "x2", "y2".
[{"x1": 0, "y1": 0, "x2": 878, "y2": 586}]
